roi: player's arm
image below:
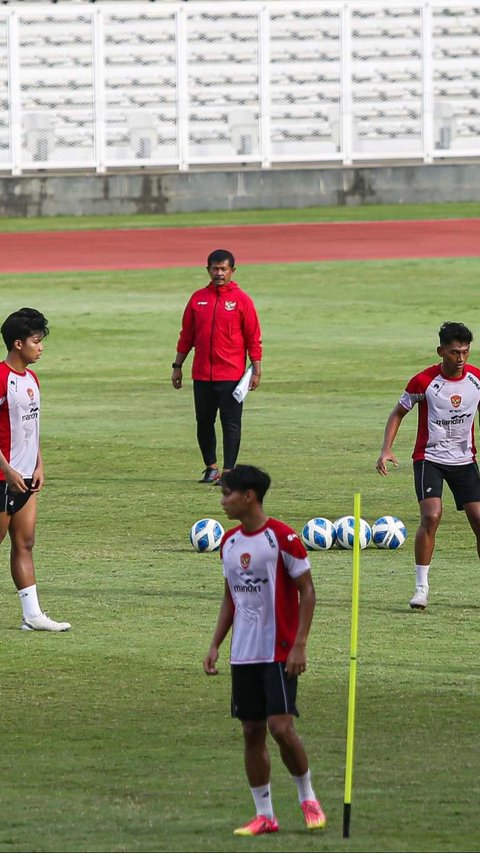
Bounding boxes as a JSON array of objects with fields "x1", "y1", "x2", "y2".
[
  {"x1": 203, "y1": 580, "x2": 234, "y2": 676},
  {"x1": 375, "y1": 402, "x2": 409, "y2": 475},
  {"x1": 31, "y1": 446, "x2": 45, "y2": 492},
  {"x1": 285, "y1": 570, "x2": 316, "y2": 679}
]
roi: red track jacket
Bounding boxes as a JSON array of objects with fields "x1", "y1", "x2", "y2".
[{"x1": 176, "y1": 281, "x2": 262, "y2": 381}]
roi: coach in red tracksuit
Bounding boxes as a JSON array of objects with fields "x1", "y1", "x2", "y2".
[{"x1": 171, "y1": 248, "x2": 262, "y2": 484}]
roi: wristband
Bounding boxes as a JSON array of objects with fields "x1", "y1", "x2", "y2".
[{"x1": 172, "y1": 362, "x2": 183, "y2": 369}]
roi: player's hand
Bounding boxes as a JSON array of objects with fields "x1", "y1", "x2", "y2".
[
  {"x1": 375, "y1": 451, "x2": 398, "y2": 476},
  {"x1": 5, "y1": 467, "x2": 28, "y2": 493},
  {"x1": 203, "y1": 648, "x2": 219, "y2": 676},
  {"x1": 285, "y1": 644, "x2": 307, "y2": 678},
  {"x1": 31, "y1": 466, "x2": 45, "y2": 492}
]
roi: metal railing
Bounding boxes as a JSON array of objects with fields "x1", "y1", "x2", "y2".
[{"x1": 1, "y1": 0, "x2": 479, "y2": 174}]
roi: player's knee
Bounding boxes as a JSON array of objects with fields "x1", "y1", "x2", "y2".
[
  {"x1": 421, "y1": 509, "x2": 442, "y2": 530},
  {"x1": 12, "y1": 534, "x2": 35, "y2": 553},
  {"x1": 267, "y1": 717, "x2": 294, "y2": 744}
]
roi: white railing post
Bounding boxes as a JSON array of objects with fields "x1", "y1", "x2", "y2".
[
  {"x1": 422, "y1": 0, "x2": 434, "y2": 163},
  {"x1": 92, "y1": 5, "x2": 106, "y2": 174},
  {"x1": 340, "y1": 1, "x2": 353, "y2": 166},
  {"x1": 176, "y1": 2, "x2": 189, "y2": 172},
  {"x1": 7, "y1": 8, "x2": 21, "y2": 176},
  {"x1": 259, "y1": 3, "x2": 271, "y2": 169}
]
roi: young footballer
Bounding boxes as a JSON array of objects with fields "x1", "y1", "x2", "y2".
[
  {"x1": 203, "y1": 464, "x2": 326, "y2": 836},
  {"x1": 0, "y1": 308, "x2": 71, "y2": 631},
  {"x1": 376, "y1": 321, "x2": 480, "y2": 610}
]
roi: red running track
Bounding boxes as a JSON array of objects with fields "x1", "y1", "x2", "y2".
[{"x1": 0, "y1": 218, "x2": 479, "y2": 273}]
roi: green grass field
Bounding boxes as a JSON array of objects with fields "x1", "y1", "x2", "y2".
[{"x1": 0, "y1": 205, "x2": 480, "y2": 853}]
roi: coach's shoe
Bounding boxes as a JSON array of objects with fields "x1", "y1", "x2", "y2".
[
  {"x1": 214, "y1": 468, "x2": 231, "y2": 485},
  {"x1": 198, "y1": 466, "x2": 221, "y2": 484},
  {"x1": 233, "y1": 816, "x2": 279, "y2": 836},
  {"x1": 21, "y1": 612, "x2": 71, "y2": 632},
  {"x1": 409, "y1": 585, "x2": 429, "y2": 610},
  {"x1": 301, "y1": 799, "x2": 327, "y2": 831}
]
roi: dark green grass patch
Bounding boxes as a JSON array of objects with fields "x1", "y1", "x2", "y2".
[{"x1": 0, "y1": 200, "x2": 478, "y2": 232}]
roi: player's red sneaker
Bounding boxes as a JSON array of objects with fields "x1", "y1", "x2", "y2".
[
  {"x1": 233, "y1": 815, "x2": 279, "y2": 836},
  {"x1": 301, "y1": 799, "x2": 327, "y2": 830}
]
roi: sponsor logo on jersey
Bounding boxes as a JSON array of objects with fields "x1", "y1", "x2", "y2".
[
  {"x1": 264, "y1": 530, "x2": 276, "y2": 549},
  {"x1": 233, "y1": 577, "x2": 268, "y2": 593},
  {"x1": 435, "y1": 413, "x2": 471, "y2": 426},
  {"x1": 450, "y1": 395, "x2": 461, "y2": 408},
  {"x1": 287, "y1": 533, "x2": 298, "y2": 541},
  {"x1": 224, "y1": 301, "x2": 237, "y2": 311},
  {"x1": 240, "y1": 553, "x2": 251, "y2": 570},
  {"x1": 468, "y1": 373, "x2": 480, "y2": 390}
]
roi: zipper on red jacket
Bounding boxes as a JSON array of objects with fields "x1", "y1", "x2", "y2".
[{"x1": 210, "y1": 288, "x2": 220, "y2": 380}]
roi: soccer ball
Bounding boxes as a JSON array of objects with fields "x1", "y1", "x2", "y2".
[
  {"x1": 190, "y1": 518, "x2": 225, "y2": 552},
  {"x1": 372, "y1": 516, "x2": 407, "y2": 549},
  {"x1": 301, "y1": 517, "x2": 336, "y2": 550},
  {"x1": 334, "y1": 516, "x2": 372, "y2": 550}
]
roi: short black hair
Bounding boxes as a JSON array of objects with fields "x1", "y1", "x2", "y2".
[
  {"x1": 207, "y1": 248, "x2": 235, "y2": 268},
  {"x1": 221, "y1": 464, "x2": 271, "y2": 503},
  {"x1": 1, "y1": 308, "x2": 49, "y2": 351},
  {"x1": 438, "y1": 322, "x2": 473, "y2": 346}
]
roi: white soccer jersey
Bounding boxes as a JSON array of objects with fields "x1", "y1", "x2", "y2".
[
  {"x1": 0, "y1": 361, "x2": 40, "y2": 479},
  {"x1": 399, "y1": 362, "x2": 480, "y2": 465},
  {"x1": 220, "y1": 517, "x2": 311, "y2": 664}
]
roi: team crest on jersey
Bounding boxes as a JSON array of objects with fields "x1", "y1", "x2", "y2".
[
  {"x1": 450, "y1": 395, "x2": 461, "y2": 408},
  {"x1": 224, "y1": 301, "x2": 237, "y2": 311},
  {"x1": 27, "y1": 388, "x2": 34, "y2": 400},
  {"x1": 240, "y1": 553, "x2": 251, "y2": 570}
]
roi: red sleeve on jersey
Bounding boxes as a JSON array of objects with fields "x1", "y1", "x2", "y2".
[
  {"x1": 266, "y1": 518, "x2": 307, "y2": 558},
  {"x1": 405, "y1": 364, "x2": 440, "y2": 394}
]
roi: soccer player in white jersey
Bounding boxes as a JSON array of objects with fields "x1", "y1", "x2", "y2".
[
  {"x1": 0, "y1": 308, "x2": 70, "y2": 632},
  {"x1": 376, "y1": 321, "x2": 480, "y2": 610},
  {"x1": 203, "y1": 464, "x2": 326, "y2": 836}
]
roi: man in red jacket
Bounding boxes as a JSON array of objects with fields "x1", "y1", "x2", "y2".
[{"x1": 171, "y1": 249, "x2": 262, "y2": 483}]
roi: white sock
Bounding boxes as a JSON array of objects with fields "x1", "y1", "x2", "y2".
[
  {"x1": 250, "y1": 784, "x2": 274, "y2": 819},
  {"x1": 415, "y1": 565, "x2": 430, "y2": 588},
  {"x1": 292, "y1": 769, "x2": 316, "y2": 804},
  {"x1": 18, "y1": 584, "x2": 42, "y2": 619}
]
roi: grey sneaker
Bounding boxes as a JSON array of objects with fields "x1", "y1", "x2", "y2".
[
  {"x1": 21, "y1": 612, "x2": 71, "y2": 632},
  {"x1": 409, "y1": 585, "x2": 428, "y2": 610}
]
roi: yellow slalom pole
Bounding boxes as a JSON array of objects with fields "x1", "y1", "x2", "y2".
[{"x1": 343, "y1": 492, "x2": 361, "y2": 838}]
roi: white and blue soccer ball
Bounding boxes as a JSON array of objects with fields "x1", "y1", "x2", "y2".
[
  {"x1": 190, "y1": 518, "x2": 225, "y2": 552},
  {"x1": 334, "y1": 516, "x2": 372, "y2": 550},
  {"x1": 301, "y1": 517, "x2": 336, "y2": 551},
  {"x1": 372, "y1": 515, "x2": 407, "y2": 549}
]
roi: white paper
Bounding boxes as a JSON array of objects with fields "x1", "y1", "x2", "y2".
[{"x1": 233, "y1": 364, "x2": 253, "y2": 403}]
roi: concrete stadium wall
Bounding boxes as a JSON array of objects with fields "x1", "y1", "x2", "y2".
[{"x1": 0, "y1": 163, "x2": 479, "y2": 218}]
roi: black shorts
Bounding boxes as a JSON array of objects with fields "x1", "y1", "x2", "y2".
[
  {"x1": 0, "y1": 479, "x2": 34, "y2": 516},
  {"x1": 231, "y1": 662, "x2": 299, "y2": 721},
  {"x1": 413, "y1": 460, "x2": 480, "y2": 511}
]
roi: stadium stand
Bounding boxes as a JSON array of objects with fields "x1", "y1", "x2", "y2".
[{"x1": 0, "y1": 1, "x2": 479, "y2": 170}]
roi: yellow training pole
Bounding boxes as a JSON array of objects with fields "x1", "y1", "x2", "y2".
[{"x1": 343, "y1": 492, "x2": 361, "y2": 838}]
